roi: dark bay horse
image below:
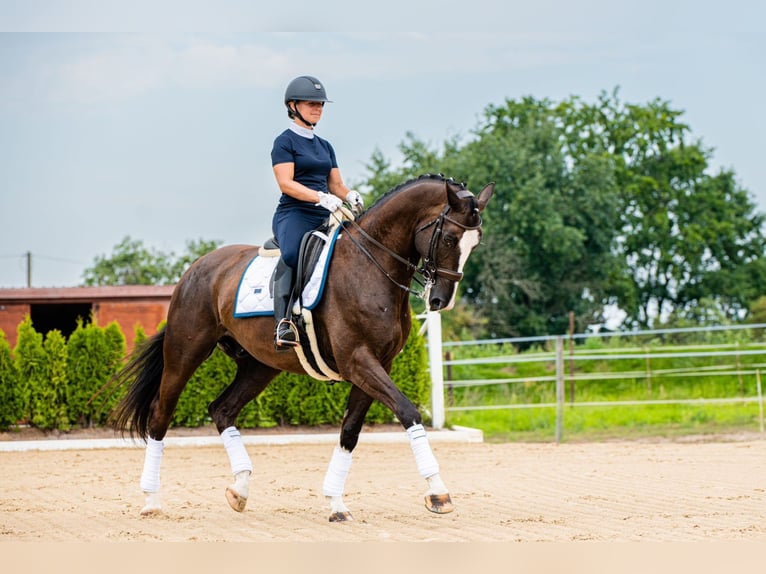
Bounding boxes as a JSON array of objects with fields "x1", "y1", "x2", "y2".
[{"x1": 111, "y1": 174, "x2": 494, "y2": 521}]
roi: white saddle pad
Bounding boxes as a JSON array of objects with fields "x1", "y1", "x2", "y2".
[{"x1": 233, "y1": 226, "x2": 341, "y2": 317}]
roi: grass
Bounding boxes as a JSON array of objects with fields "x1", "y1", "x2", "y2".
[
  {"x1": 447, "y1": 403, "x2": 765, "y2": 443},
  {"x1": 441, "y1": 334, "x2": 766, "y2": 442}
]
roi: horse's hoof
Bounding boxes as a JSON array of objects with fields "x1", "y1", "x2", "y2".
[
  {"x1": 328, "y1": 511, "x2": 353, "y2": 522},
  {"x1": 139, "y1": 505, "x2": 163, "y2": 516},
  {"x1": 225, "y1": 486, "x2": 248, "y2": 512},
  {"x1": 425, "y1": 493, "x2": 454, "y2": 514}
]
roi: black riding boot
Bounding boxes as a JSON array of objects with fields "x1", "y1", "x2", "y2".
[{"x1": 273, "y1": 259, "x2": 298, "y2": 350}]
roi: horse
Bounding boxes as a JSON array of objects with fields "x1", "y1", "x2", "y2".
[{"x1": 110, "y1": 174, "x2": 494, "y2": 521}]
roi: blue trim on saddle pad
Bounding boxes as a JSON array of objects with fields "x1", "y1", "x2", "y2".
[
  {"x1": 303, "y1": 224, "x2": 342, "y2": 311},
  {"x1": 232, "y1": 254, "x2": 278, "y2": 318}
]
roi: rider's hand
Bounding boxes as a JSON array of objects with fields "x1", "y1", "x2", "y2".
[
  {"x1": 346, "y1": 190, "x2": 364, "y2": 214},
  {"x1": 316, "y1": 192, "x2": 343, "y2": 213}
]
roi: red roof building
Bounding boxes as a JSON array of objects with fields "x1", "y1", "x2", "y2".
[{"x1": 0, "y1": 285, "x2": 174, "y2": 352}]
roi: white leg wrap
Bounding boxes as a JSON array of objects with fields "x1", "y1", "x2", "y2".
[
  {"x1": 140, "y1": 437, "x2": 164, "y2": 493},
  {"x1": 406, "y1": 423, "x2": 439, "y2": 479},
  {"x1": 426, "y1": 473, "x2": 448, "y2": 495},
  {"x1": 221, "y1": 426, "x2": 253, "y2": 475},
  {"x1": 323, "y1": 446, "x2": 353, "y2": 497}
]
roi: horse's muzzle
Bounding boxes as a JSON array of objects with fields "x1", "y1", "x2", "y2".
[{"x1": 428, "y1": 289, "x2": 457, "y2": 312}]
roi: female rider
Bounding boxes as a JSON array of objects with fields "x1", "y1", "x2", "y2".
[{"x1": 271, "y1": 75, "x2": 363, "y2": 350}]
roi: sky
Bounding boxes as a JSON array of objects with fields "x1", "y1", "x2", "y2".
[{"x1": 0, "y1": 1, "x2": 764, "y2": 288}]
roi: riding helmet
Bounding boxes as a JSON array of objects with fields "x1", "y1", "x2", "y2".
[{"x1": 284, "y1": 75, "x2": 332, "y2": 105}]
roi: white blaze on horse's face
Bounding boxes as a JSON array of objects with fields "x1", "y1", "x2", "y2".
[{"x1": 440, "y1": 228, "x2": 481, "y2": 311}]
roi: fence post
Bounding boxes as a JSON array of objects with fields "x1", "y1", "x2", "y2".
[
  {"x1": 645, "y1": 347, "x2": 652, "y2": 395},
  {"x1": 568, "y1": 311, "x2": 575, "y2": 403},
  {"x1": 427, "y1": 311, "x2": 445, "y2": 429},
  {"x1": 555, "y1": 336, "x2": 564, "y2": 444},
  {"x1": 445, "y1": 351, "x2": 454, "y2": 406},
  {"x1": 757, "y1": 369, "x2": 764, "y2": 435}
]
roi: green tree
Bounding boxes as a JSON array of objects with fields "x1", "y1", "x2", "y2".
[
  {"x1": 555, "y1": 90, "x2": 766, "y2": 327},
  {"x1": 361, "y1": 90, "x2": 765, "y2": 336},
  {"x1": 364, "y1": 97, "x2": 621, "y2": 337},
  {"x1": 82, "y1": 236, "x2": 221, "y2": 286}
]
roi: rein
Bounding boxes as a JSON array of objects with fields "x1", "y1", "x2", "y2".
[{"x1": 332, "y1": 205, "x2": 482, "y2": 300}]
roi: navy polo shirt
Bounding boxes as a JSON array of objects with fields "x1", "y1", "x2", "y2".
[{"x1": 271, "y1": 128, "x2": 338, "y2": 212}]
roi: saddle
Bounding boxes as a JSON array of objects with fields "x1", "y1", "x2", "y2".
[
  {"x1": 261, "y1": 224, "x2": 333, "y2": 311},
  {"x1": 260, "y1": 207, "x2": 355, "y2": 381}
]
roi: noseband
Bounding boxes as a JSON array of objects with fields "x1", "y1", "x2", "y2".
[
  {"x1": 338, "y1": 203, "x2": 482, "y2": 300},
  {"x1": 415, "y1": 205, "x2": 482, "y2": 284}
]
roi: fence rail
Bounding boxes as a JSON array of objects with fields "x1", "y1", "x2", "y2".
[{"x1": 423, "y1": 314, "x2": 766, "y2": 441}]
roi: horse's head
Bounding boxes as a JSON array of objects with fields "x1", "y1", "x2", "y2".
[{"x1": 416, "y1": 179, "x2": 494, "y2": 311}]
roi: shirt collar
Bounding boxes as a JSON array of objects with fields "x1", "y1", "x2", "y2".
[{"x1": 289, "y1": 122, "x2": 315, "y2": 139}]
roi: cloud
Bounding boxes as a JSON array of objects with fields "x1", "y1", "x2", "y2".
[
  {"x1": 4, "y1": 33, "x2": 616, "y2": 107},
  {"x1": 10, "y1": 36, "x2": 291, "y2": 105},
  {"x1": 173, "y1": 42, "x2": 290, "y2": 89},
  {"x1": 51, "y1": 42, "x2": 171, "y2": 103},
  {"x1": 1, "y1": 32, "x2": 632, "y2": 110}
]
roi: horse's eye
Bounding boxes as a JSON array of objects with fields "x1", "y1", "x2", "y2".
[{"x1": 443, "y1": 235, "x2": 457, "y2": 248}]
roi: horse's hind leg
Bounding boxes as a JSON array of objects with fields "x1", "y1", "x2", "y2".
[
  {"x1": 323, "y1": 385, "x2": 373, "y2": 522},
  {"x1": 140, "y1": 327, "x2": 218, "y2": 516},
  {"x1": 208, "y1": 356, "x2": 280, "y2": 513}
]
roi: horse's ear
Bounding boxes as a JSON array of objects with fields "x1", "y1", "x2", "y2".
[
  {"x1": 477, "y1": 182, "x2": 495, "y2": 212},
  {"x1": 446, "y1": 181, "x2": 463, "y2": 211},
  {"x1": 446, "y1": 180, "x2": 479, "y2": 211}
]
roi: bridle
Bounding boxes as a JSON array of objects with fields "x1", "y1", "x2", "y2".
[{"x1": 333, "y1": 202, "x2": 482, "y2": 300}]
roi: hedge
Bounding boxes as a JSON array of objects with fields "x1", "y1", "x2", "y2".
[
  {"x1": 0, "y1": 315, "x2": 430, "y2": 432},
  {"x1": 0, "y1": 331, "x2": 20, "y2": 428}
]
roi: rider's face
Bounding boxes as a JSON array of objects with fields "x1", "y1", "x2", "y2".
[{"x1": 293, "y1": 100, "x2": 324, "y2": 126}]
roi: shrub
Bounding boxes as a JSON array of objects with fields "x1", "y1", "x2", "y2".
[
  {"x1": 0, "y1": 330, "x2": 21, "y2": 429},
  {"x1": 1, "y1": 311, "x2": 431, "y2": 431},
  {"x1": 14, "y1": 318, "x2": 45, "y2": 425},
  {"x1": 282, "y1": 375, "x2": 348, "y2": 426},
  {"x1": 173, "y1": 347, "x2": 237, "y2": 427},
  {"x1": 67, "y1": 319, "x2": 126, "y2": 427},
  {"x1": 366, "y1": 318, "x2": 431, "y2": 423},
  {"x1": 33, "y1": 330, "x2": 70, "y2": 430}
]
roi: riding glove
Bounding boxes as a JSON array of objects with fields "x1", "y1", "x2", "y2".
[
  {"x1": 346, "y1": 190, "x2": 364, "y2": 213},
  {"x1": 316, "y1": 192, "x2": 343, "y2": 212}
]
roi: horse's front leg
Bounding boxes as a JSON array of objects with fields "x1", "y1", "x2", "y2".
[
  {"x1": 323, "y1": 385, "x2": 373, "y2": 522},
  {"x1": 406, "y1": 422, "x2": 454, "y2": 513},
  {"x1": 345, "y1": 349, "x2": 455, "y2": 515}
]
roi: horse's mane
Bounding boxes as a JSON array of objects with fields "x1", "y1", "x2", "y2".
[{"x1": 357, "y1": 173, "x2": 469, "y2": 223}]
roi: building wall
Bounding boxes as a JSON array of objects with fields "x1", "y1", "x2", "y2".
[
  {"x1": 0, "y1": 286, "x2": 174, "y2": 352},
  {"x1": 0, "y1": 303, "x2": 30, "y2": 346},
  {"x1": 95, "y1": 300, "x2": 170, "y2": 350}
]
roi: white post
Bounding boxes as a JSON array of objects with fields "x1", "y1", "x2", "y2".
[
  {"x1": 427, "y1": 311, "x2": 445, "y2": 429},
  {"x1": 757, "y1": 369, "x2": 764, "y2": 435},
  {"x1": 555, "y1": 336, "x2": 564, "y2": 444}
]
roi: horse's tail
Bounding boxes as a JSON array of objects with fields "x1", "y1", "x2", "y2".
[{"x1": 110, "y1": 329, "x2": 166, "y2": 441}]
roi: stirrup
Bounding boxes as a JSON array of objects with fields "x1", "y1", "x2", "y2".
[{"x1": 275, "y1": 319, "x2": 299, "y2": 349}]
